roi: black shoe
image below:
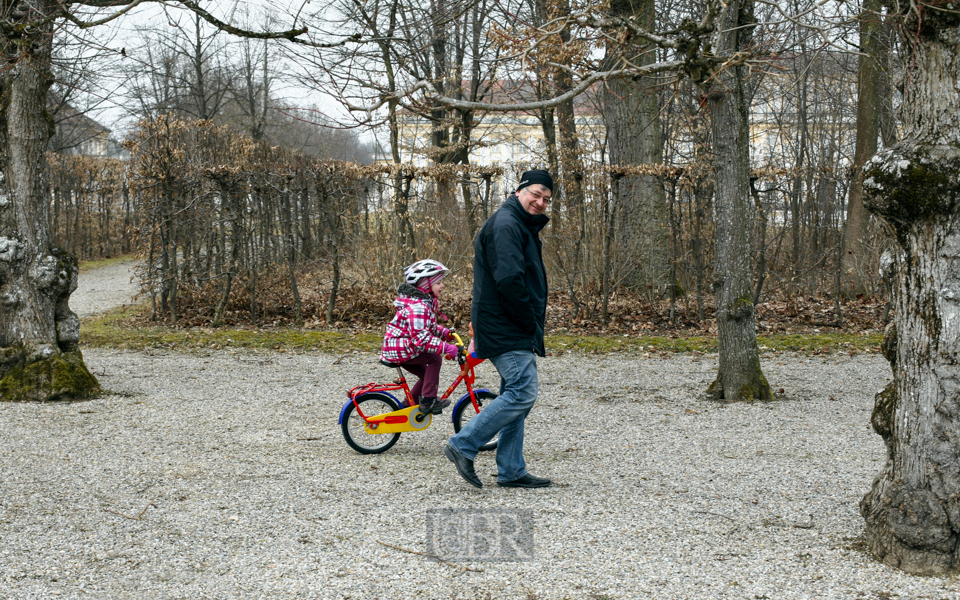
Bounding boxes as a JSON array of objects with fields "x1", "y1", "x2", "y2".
[
  {"x1": 443, "y1": 443, "x2": 482, "y2": 488},
  {"x1": 497, "y1": 473, "x2": 552, "y2": 488}
]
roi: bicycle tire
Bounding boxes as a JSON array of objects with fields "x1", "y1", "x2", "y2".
[
  {"x1": 342, "y1": 392, "x2": 402, "y2": 454},
  {"x1": 452, "y1": 390, "x2": 498, "y2": 452}
]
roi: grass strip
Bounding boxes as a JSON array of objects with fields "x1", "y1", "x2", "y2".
[
  {"x1": 548, "y1": 332, "x2": 881, "y2": 354},
  {"x1": 78, "y1": 255, "x2": 138, "y2": 273},
  {"x1": 81, "y1": 307, "x2": 382, "y2": 353},
  {"x1": 81, "y1": 307, "x2": 882, "y2": 355}
]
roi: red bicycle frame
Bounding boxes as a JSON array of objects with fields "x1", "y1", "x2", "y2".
[{"x1": 346, "y1": 351, "x2": 486, "y2": 424}]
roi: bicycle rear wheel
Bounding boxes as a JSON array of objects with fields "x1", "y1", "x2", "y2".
[
  {"x1": 342, "y1": 392, "x2": 402, "y2": 454},
  {"x1": 453, "y1": 390, "x2": 498, "y2": 452}
]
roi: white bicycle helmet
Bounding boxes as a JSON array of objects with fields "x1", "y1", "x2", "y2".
[{"x1": 403, "y1": 259, "x2": 449, "y2": 285}]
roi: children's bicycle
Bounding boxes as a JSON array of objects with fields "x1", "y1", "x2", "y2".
[{"x1": 338, "y1": 334, "x2": 498, "y2": 454}]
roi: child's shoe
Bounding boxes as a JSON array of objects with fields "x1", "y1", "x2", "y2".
[
  {"x1": 419, "y1": 396, "x2": 451, "y2": 414},
  {"x1": 417, "y1": 396, "x2": 436, "y2": 413}
]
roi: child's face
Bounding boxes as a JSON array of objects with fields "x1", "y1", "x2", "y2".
[{"x1": 430, "y1": 280, "x2": 445, "y2": 298}]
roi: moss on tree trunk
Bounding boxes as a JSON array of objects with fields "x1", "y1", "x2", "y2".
[
  {"x1": 707, "y1": 295, "x2": 773, "y2": 402},
  {"x1": 0, "y1": 347, "x2": 100, "y2": 402}
]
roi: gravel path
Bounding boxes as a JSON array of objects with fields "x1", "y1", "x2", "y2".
[
  {"x1": 2, "y1": 266, "x2": 957, "y2": 599},
  {"x1": 72, "y1": 260, "x2": 140, "y2": 318}
]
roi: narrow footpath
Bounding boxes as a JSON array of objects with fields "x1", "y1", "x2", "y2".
[{"x1": 72, "y1": 259, "x2": 140, "y2": 318}]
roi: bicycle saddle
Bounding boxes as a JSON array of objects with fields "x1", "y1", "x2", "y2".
[{"x1": 380, "y1": 359, "x2": 402, "y2": 368}]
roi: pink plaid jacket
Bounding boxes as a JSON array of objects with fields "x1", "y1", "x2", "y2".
[{"x1": 380, "y1": 285, "x2": 450, "y2": 363}]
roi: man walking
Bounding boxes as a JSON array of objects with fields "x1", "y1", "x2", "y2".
[{"x1": 444, "y1": 169, "x2": 553, "y2": 488}]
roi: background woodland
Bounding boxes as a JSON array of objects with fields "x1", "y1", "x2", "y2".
[{"x1": 48, "y1": 0, "x2": 893, "y2": 336}]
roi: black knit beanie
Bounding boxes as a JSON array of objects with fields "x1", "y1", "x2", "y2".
[{"x1": 517, "y1": 169, "x2": 554, "y2": 192}]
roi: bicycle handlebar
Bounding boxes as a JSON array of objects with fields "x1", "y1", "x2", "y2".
[{"x1": 451, "y1": 332, "x2": 467, "y2": 365}]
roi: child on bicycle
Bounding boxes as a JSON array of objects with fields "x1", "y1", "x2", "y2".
[{"x1": 380, "y1": 259, "x2": 460, "y2": 414}]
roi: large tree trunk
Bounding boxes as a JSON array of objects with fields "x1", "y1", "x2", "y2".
[
  {"x1": 859, "y1": 2, "x2": 960, "y2": 575},
  {"x1": 0, "y1": 9, "x2": 99, "y2": 401},
  {"x1": 703, "y1": 0, "x2": 772, "y2": 403},
  {"x1": 841, "y1": 0, "x2": 885, "y2": 297},
  {"x1": 603, "y1": 0, "x2": 669, "y2": 295},
  {"x1": 537, "y1": 0, "x2": 586, "y2": 312}
]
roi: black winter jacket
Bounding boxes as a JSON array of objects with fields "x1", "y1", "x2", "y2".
[{"x1": 471, "y1": 194, "x2": 549, "y2": 358}]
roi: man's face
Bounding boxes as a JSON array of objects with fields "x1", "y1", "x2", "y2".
[{"x1": 517, "y1": 184, "x2": 552, "y2": 216}]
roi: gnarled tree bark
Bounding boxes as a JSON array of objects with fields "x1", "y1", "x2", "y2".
[
  {"x1": 0, "y1": 2, "x2": 99, "y2": 401},
  {"x1": 859, "y1": 0, "x2": 960, "y2": 575}
]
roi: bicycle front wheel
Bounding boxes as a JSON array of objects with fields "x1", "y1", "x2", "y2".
[
  {"x1": 453, "y1": 390, "x2": 498, "y2": 452},
  {"x1": 342, "y1": 392, "x2": 402, "y2": 454}
]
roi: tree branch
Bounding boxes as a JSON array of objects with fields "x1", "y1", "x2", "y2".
[
  {"x1": 58, "y1": 0, "x2": 147, "y2": 28},
  {"x1": 347, "y1": 60, "x2": 685, "y2": 115},
  {"x1": 65, "y1": 0, "x2": 360, "y2": 48}
]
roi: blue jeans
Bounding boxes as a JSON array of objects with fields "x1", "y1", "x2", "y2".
[{"x1": 448, "y1": 350, "x2": 538, "y2": 483}]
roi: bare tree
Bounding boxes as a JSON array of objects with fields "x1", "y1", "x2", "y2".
[
  {"x1": 301, "y1": 0, "x2": 417, "y2": 258},
  {"x1": 175, "y1": 13, "x2": 233, "y2": 121},
  {"x1": 266, "y1": 108, "x2": 374, "y2": 161},
  {"x1": 603, "y1": 0, "x2": 669, "y2": 294},
  {"x1": 228, "y1": 34, "x2": 272, "y2": 141},
  {"x1": 297, "y1": 0, "x2": 510, "y2": 258},
  {"x1": 122, "y1": 41, "x2": 183, "y2": 120},
  {"x1": 702, "y1": 0, "x2": 773, "y2": 402},
  {"x1": 121, "y1": 13, "x2": 232, "y2": 122},
  {"x1": 47, "y1": 26, "x2": 120, "y2": 155},
  {"x1": 841, "y1": 0, "x2": 889, "y2": 297}
]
